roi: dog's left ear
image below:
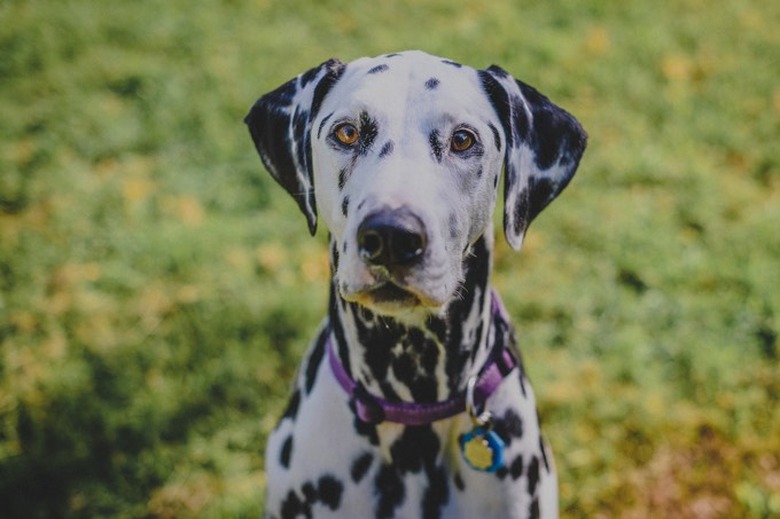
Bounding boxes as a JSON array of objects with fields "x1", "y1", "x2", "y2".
[
  {"x1": 479, "y1": 65, "x2": 587, "y2": 250},
  {"x1": 245, "y1": 58, "x2": 346, "y2": 235}
]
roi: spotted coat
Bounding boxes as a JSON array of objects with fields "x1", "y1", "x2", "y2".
[{"x1": 245, "y1": 51, "x2": 586, "y2": 519}]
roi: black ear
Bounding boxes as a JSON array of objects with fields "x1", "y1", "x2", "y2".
[
  {"x1": 245, "y1": 58, "x2": 346, "y2": 235},
  {"x1": 479, "y1": 65, "x2": 587, "y2": 250}
]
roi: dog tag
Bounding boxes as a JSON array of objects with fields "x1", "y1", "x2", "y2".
[{"x1": 459, "y1": 426, "x2": 505, "y2": 473}]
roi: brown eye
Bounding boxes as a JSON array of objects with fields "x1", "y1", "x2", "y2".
[
  {"x1": 451, "y1": 129, "x2": 476, "y2": 152},
  {"x1": 335, "y1": 123, "x2": 360, "y2": 146}
]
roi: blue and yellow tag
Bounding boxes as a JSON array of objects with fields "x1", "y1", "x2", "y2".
[{"x1": 459, "y1": 425, "x2": 505, "y2": 473}]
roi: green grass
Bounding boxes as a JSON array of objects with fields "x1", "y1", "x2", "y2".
[{"x1": 1, "y1": 0, "x2": 778, "y2": 517}]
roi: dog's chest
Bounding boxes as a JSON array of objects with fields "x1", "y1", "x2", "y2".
[{"x1": 263, "y1": 323, "x2": 554, "y2": 519}]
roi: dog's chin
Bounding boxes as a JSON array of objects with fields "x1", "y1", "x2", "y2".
[{"x1": 343, "y1": 282, "x2": 444, "y2": 317}]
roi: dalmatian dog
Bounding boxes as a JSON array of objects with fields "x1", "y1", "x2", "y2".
[{"x1": 245, "y1": 51, "x2": 586, "y2": 519}]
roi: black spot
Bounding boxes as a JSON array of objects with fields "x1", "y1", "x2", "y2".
[
  {"x1": 341, "y1": 196, "x2": 350, "y2": 217},
  {"x1": 378, "y1": 380, "x2": 401, "y2": 402},
  {"x1": 422, "y1": 464, "x2": 448, "y2": 519},
  {"x1": 448, "y1": 213, "x2": 458, "y2": 239},
  {"x1": 279, "y1": 477, "x2": 342, "y2": 517},
  {"x1": 331, "y1": 242, "x2": 340, "y2": 272},
  {"x1": 281, "y1": 389, "x2": 301, "y2": 422},
  {"x1": 318, "y1": 475, "x2": 344, "y2": 510},
  {"x1": 425, "y1": 315, "x2": 447, "y2": 343},
  {"x1": 280, "y1": 435, "x2": 293, "y2": 468},
  {"x1": 317, "y1": 112, "x2": 334, "y2": 138},
  {"x1": 509, "y1": 454, "x2": 524, "y2": 480},
  {"x1": 416, "y1": 334, "x2": 439, "y2": 374},
  {"x1": 515, "y1": 81, "x2": 576, "y2": 170},
  {"x1": 391, "y1": 339, "x2": 439, "y2": 403},
  {"x1": 475, "y1": 166, "x2": 483, "y2": 178},
  {"x1": 429, "y1": 129, "x2": 443, "y2": 162},
  {"x1": 425, "y1": 77, "x2": 440, "y2": 90},
  {"x1": 494, "y1": 466, "x2": 508, "y2": 480},
  {"x1": 299, "y1": 64, "x2": 321, "y2": 88},
  {"x1": 515, "y1": 80, "x2": 587, "y2": 172},
  {"x1": 392, "y1": 347, "x2": 438, "y2": 402},
  {"x1": 351, "y1": 452, "x2": 374, "y2": 483},
  {"x1": 479, "y1": 69, "x2": 514, "y2": 148},
  {"x1": 510, "y1": 94, "x2": 532, "y2": 144},
  {"x1": 493, "y1": 409, "x2": 524, "y2": 446},
  {"x1": 518, "y1": 368, "x2": 527, "y2": 398},
  {"x1": 368, "y1": 64, "x2": 389, "y2": 74},
  {"x1": 442, "y1": 59, "x2": 462, "y2": 68},
  {"x1": 280, "y1": 489, "x2": 309, "y2": 519},
  {"x1": 527, "y1": 455, "x2": 540, "y2": 495},
  {"x1": 511, "y1": 186, "x2": 529, "y2": 237},
  {"x1": 301, "y1": 481, "x2": 317, "y2": 502},
  {"x1": 311, "y1": 59, "x2": 346, "y2": 117},
  {"x1": 328, "y1": 284, "x2": 353, "y2": 380},
  {"x1": 524, "y1": 175, "x2": 556, "y2": 227},
  {"x1": 357, "y1": 310, "x2": 402, "y2": 385},
  {"x1": 338, "y1": 167, "x2": 349, "y2": 190},
  {"x1": 529, "y1": 497, "x2": 540, "y2": 519},
  {"x1": 384, "y1": 53, "x2": 401, "y2": 58},
  {"x1": 291, "y1": 107, "x2": 311, "y2": 182},
  {"x1": 378, "y1": 140, "x2": 394, "y2": 158},
  {"x1": 487, "y1": 65, "x2": 509, "y2": 78},
  {"x1": 304, "y1": 330, "x2": 328, "y2": 394},
  {"x1": 358, "y1": 111, "x2": 379, "y2": 155},
  {"x1": 359, "y1": 306, "x2": 374, "y2": 322},
  {"x1": 539, "y1": 435, "x2": 551, "y2": 472},
  {"x1": 375, "y1": 465, "x2": 406, "y2": 519},
  {"x1": 533, "y1": 114, "x2": 565, "y2": 169},
  {"x1": 453, "y1": 472, "x2": 465, "y2": 491},
  {"x1": 390, "y1": 426, "x2": 440, "y2": 474},
  {"x1": 349, "y1": 400, "x2": 379, "y2": 445},
  {"x1": 488, "y1": 122, "x2": 502, "y2": 151}
]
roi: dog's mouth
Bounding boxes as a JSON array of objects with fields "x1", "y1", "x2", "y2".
[
  {"x1": 343, "y1": 280, "x2": 444, "y2": 314},
  {"x1": 368, "y1": 282, "x2": 420, "y2": 305}
]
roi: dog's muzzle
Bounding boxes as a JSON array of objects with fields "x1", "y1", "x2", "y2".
[{"x1": 345, "y1": 206, "x2": 437, "y2": 309}]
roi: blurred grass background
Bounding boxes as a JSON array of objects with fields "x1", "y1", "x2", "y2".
[{"x1": 1, "y1": 0, "x2": 778, "y2": 517}]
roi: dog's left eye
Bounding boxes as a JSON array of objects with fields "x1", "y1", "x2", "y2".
[
  {"x1": 334, "y1": 123, "x2": 360, "y2": 146},
  {"x1": 451, "y1": 129, "x2": 476, "y2": 152}
]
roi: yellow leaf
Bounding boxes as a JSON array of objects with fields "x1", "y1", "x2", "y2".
[
  {"x1": 256, "y1": 243, "x2": 287, "y2": 273},
  {"x1": 585, "y1": 26, "x2": 611, "y2": 56},
  {"x1": 661, "y1": 55, "x2": 692, "y2": 82},
  {"x1": 300, "y1": 248, "x2": 329, "y2": 282},
  {"x1": 122, "y1": 177, "x2": 155, "y2": 203},
  {"x1": 174, "y1": 196, "x2": 204, "y2": 227}
]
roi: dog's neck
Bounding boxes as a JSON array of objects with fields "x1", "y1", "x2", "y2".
[{"x1": 328, "y1": 231, "x2": 496, "y2": 404}]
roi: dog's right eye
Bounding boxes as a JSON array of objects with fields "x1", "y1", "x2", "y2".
[
  {"x1": 451, "y1": 129, "x2": 476, "y2": 153},
  {"x1": 334, "y1": 123, "x2": 360, "y2": 146}
]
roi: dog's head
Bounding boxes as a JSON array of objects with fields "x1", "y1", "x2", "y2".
[{"x1": 246, "y1": 51, "x2": 586, "y2": 317}]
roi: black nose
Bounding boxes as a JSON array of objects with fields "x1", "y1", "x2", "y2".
[{"x1": 357, "y1": 208, "x2": 427, "y2": 267}]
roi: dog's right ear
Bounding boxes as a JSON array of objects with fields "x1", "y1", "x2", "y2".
[{"x1": 245, "y1": 59, "x2": 346, "y2": 235}]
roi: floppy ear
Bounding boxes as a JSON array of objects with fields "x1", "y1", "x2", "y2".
[
  {"x1": 479, "y1": 65, "x2": 587, "y2": 250},
  {"x1": 245, "y1": 58, "x2": 346, "y2": 235}
]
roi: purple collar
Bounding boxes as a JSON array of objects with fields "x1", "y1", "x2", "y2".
[{"x1": 327, "y1": 291, "x2": 518, "y2": 426}]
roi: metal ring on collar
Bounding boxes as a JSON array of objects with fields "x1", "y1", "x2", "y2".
[{"x1": 465, "y1": 374, "x2": 492, "y2": 427}]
